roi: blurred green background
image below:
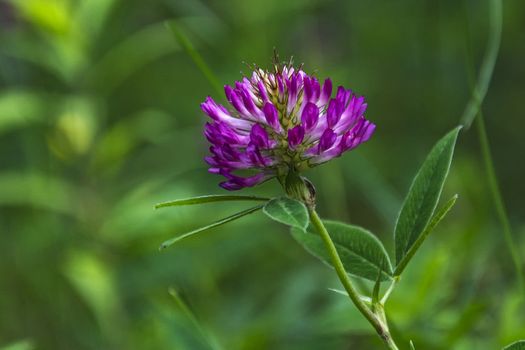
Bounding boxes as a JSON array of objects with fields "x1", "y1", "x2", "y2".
[{"x1": 1, "y1": 0, "x2": 524, "y2": 349}]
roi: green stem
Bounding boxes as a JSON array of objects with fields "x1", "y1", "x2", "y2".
[
  {"x1": 308, "y1": 207, "x2": 399, "y2": 350},
  {"x1": 461, "y1": 0, "x2": 523, "y2": 295},
  {"x1": 381, "y1": 277, "x2": 399, "y2": 305},
  {"x1": 476, "y1": 113, "x2": 524, "y2": 292},
  {"x1": 165, "y1": 21, "x2": 223, "y2": 96},
  {"x1": 460, "y1": 0, "x2": 502, "y2": 128},
  {"x1": 169, "y1": 288, "x2": 223, "y2": 350}
]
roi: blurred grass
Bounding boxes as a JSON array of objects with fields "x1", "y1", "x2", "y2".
[
  {"x1": 1, "y1": 0, "x2": 524, "y2": 349},
  {"x1": 461, "y1": 0, "x2": 524, "y2": 294}
]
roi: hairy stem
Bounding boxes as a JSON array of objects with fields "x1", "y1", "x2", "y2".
[{"x1": 308, "y1": 207, "x2": 399, "y2": 350}]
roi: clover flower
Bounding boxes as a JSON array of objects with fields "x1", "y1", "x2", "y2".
[{"x1": 201, "y1": 60, "x2": 376, "y2": 191}]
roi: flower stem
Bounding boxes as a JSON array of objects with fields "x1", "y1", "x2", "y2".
[{"x1": 308, "y1": 207, "x2": 399, "y2": 350}]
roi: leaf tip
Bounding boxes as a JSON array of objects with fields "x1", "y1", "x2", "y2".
[
  {"x1": 168, "y1": 287, "x2": 177, "y2": 297},
  {"x1": 452, "y1": 125, "x2": 463, "y2": 138}
]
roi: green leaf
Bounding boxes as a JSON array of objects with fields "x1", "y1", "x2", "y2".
[
  {"x1": 394, "y1": 194, "x2": 458, "y2": 276},
  {"x1": 0, "y1": 91, "x2": 46, "y2": 135},
  {"x1": 0, "y1": 172, "x2": 75, "y2": 215},
  {"x1": 263, "y1": 197, "x2": 309, "y2": 230},
  {"x1": 159, "y1": 205, "x2": 263, "y2": 250},
  {"x1": 394, "y1": 126, "x2": 461, "y2": 265},
  {"x1": 0, "y1": 339, "x2": 34, "y2": 350},
  {"x1": 155, "y1": 195, "x2": 269, "y2": 209},
  {"x1": 291, "y1": 220, "x2": 393, "y2": 281},
  {"x1": 328, "y1": 288, "x2": 372, "y2": 304},
  {"x1": 503, "y1": 341, "x2": 525, "y2": 350}
]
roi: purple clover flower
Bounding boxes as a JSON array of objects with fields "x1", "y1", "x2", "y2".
[{"x1": 201, "y1": 62, "x2": 376, "y2": 191}]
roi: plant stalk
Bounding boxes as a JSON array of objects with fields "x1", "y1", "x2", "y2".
[
  {"x1": 308, "y1": 207, "x2": 399, "y2": 350},
  {"x1": 476, "y1": 113, "x2": 524, "y2": 292}
]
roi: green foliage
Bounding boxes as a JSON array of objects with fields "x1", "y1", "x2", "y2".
[
  {"x1": 1, "y1": 0, "x2": 524, "y2": 349},
  {"x1": 394, "y1": 194, "x2": 458, "y2": 276},
  {"x1": 291, "y1": 221, "x2": 393, "y2": 281},
  {"x1": 160, "y1": 205, "x2": 264, "y2": 249},
  {"x1": 263, "y1": 197, "x2": 309, "y2": 230},
  {"x1": 169, "y1": 288, "x2": 223, "y2": 350},
  {"x1": 0, "y1": 172, "x2": 75, "y2": 214},
  {"x1": 0, "y1": 91, "x2": 45, "y2": 135},
  {"x1": 394, "y1": 126, "x2": 461, "y2": 265},
  {"x1": 155, "y1": 195, "x2": 269, "y2": 209},
  {"x1": 0, "y1": 340, "x2": 34, "y2": 350},
  {"x1": 460, "y1": 0, "x2": 502, "y2": 128},
  {"x1": 504, "y1": 341, "x2": 525, "y2": 350},
  {"x1": 165, "y1": 20, "x2": 223, "y2": 96}
]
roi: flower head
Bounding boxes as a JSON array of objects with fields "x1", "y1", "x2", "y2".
[{"x1": 201, "y1": 59, "x2": 376, "y2": 191}]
